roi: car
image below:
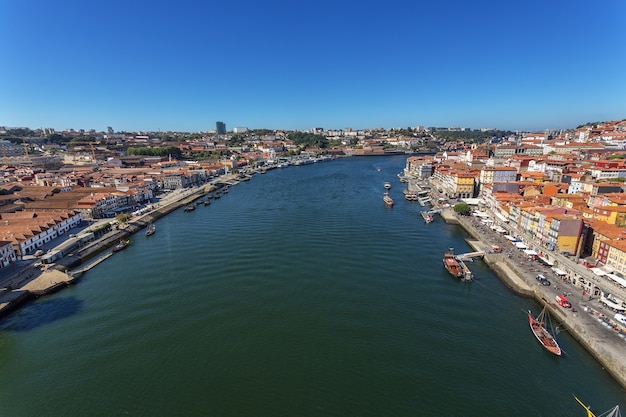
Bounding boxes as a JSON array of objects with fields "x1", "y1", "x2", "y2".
[{"x1": 536, "y1": 274, "x2": 550, "y2": 286}]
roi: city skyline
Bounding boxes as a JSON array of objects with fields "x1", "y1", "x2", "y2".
[{"x1": 2, "y1": 0, "x2": 625, "y2": 133}]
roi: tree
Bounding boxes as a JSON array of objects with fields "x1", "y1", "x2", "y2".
[
  {"x1": 287, "y1": 132, "x2": 328, "y2": 149},
  {"x1": 127, "y1": 146, "x2": 182, "y2": 159},
  {"x1": 116, "y1": 213, "x2": 130, "y2": 225},
  {"x1": 453, "y1": 203, "x2": 471, "y2": 215}
]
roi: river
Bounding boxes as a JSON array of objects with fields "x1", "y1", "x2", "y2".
[{"x1": 0, "y1": 155, "x2": 623, "y2": 416}]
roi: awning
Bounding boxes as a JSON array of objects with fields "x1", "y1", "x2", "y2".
[
  {"x1": 590, "y1": 268, "x2": 606, "y2": 276},
  {"x1": 536, "y1": 255, "x2": 554, "y2": 266},
  {"x1": 600, "y1": 296, "x2": 626, "y2": 312},
  {"x1": 515, "y1": 242, "x2": 528, "y2": 249},
  {"x1": 605, "y1": 274, "x2": 626, "y2": 289},
  {"x1": 495, "y1": 227, "x2": 507, "y2": 234},
  {"x1": 481, "y1": 218, "x2": 494, "y2": 224},
  {"x1": 523, "y1": 249, "x2": 538, "y2": 256},
  {"x1": 504, "y1": 235, "x2": 517, "y2": 241},
  {"x1": 494, "y1": 212, "x2": 509, "y2": 223},
  {"x1": 552, "y1": 267, "x2": 567, "y2": 276}
]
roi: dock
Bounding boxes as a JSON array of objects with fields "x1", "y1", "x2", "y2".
[
  {"x1": 69, "y1": 252, "x2": 113, "y2": 277},
  {"x1": 20, "y1": 270, "x2": 78, "y2": 296},
  {"x1": 456, "y1": 251, "x2": 486, "y2": 261},
  {"x1": 454, "y1": 251, "x2": 486, "y2": 282},
  {"x1": 418, "y1": 196, "x2": 431, "y2": 206}
]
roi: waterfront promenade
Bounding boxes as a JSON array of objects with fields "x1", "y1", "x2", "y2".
[
  {"x1": 439, "y1": 207, "x2": 626, "y2": 389},
  {"x1": 0, "y1": 176, "x2": 236, "y2": 318}
]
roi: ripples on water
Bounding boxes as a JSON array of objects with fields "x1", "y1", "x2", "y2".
[{"x1": 0, "y1": 156, "x2": 624, "y2": 416}]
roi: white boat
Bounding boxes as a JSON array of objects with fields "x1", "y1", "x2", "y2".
[
  {"x1": 384, "y1": 182, "x2": 391, "y2": 190},
  {"x1": 145, "y1": 223, "x2": 156, "y2": 236}
]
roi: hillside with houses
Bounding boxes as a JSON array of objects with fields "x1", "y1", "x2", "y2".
[
  {"x1": 404, "y1": 119, "x2": 626, "y2": 279},
  {"x1": 0, "y1": 119, "x2": 625, "y2": 273}
]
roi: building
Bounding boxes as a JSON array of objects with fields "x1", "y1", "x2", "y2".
[{"x1": 216, "y1": 121, "x2": 226, "y2": 135}]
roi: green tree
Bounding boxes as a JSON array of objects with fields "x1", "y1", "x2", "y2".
[
  {"x1": 127, "y1": 146, "x2": 182, "y2": 159},
  {"x1": 287, "y1": 132, "x2": 328, "y2": 149},
  {"x1": 47, "y1": 133, "x2": 68, "y2": 144},
  {"x1": 453, "y1": 203, "x2": 471, "y2": 215},
  {"x1": 116, "y1": 213, "x2": 130, "y2": 225}
]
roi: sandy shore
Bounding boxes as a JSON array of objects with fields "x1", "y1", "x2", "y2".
[{"x1": 439, "y1": 207, "x2": 626, "y2": 389}]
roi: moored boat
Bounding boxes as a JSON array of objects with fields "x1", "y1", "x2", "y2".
[
  {"x1": 574, "y1": 395, "x2": 622, "y2": 417},
  {"x1": 383, "y1": 192, "x2": 394, "y2": 207},
  {"x1": 112, "y1": 239, "x2": 130, "y2": 252},
  {"x1": 384, "y1": 181, "x2": 391, "y2": 189},
  {"x1": 145, "y1": 223, "x2": 156, "y2": 236},
  {"x1": 443, "y1": 248, "x2": 464, "y2": 279},
  {"x1": 421, "y1": 211, "x2": 434, "y2": 223},
  {"x1": 184, "y1": 204, "x2": 195, "y2": 212},
  {"x1": 528, "y1": 305, "x2": 562, "y2": 356}
]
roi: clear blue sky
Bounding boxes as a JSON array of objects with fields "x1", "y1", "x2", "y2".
[{"x1": 2, "y1": 0, "x2": 625, "y2": 133}]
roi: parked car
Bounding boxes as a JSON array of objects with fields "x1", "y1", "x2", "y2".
[{"x1": 536, "y1": 274, "x2": 551, "y2": 286}]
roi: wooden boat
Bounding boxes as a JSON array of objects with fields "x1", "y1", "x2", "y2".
[
  {"x1": 112, "y1": 239, "x2": 130, "y2": 252},
  {"x1": 184, "y1": 204, "x2": 195, "y2": 212},
  {"x1": 383, "y1": 192, "x2": 394, "y2": 207},
  {"x1": 528, "y1": 304, "x2": 562, "y2": 356},
  {"x1": 204, "y1": 199, "x2": 211, "y2": 206},
  {"x1": 574, "y1": 396, "x2": 622, "y2": 417},
  {"x1": 145, "y1": 224, "x2": 156, "y2": 237},
  {"x1": 443, "y1": 248, "x2": 464, "y2": 278},
  {"x1": 421, "y1": 211, "x2": 434, "y2": 223}
]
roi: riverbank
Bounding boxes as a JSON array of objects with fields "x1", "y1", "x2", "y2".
[
  {"x1": 0, "y1": 177, "x2": 236, "y2": 318},
  {"x1": 439, "y1": 207, "x2": 626, "y2": 389}
]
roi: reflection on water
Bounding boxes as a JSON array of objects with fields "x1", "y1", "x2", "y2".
[{"x1": 0, "y1": 297, "x2": 83, "y2": 332}]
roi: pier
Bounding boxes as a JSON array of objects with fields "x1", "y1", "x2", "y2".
[{"x1": 456, "y1": 251, "x2": 486, "y2": 261}]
